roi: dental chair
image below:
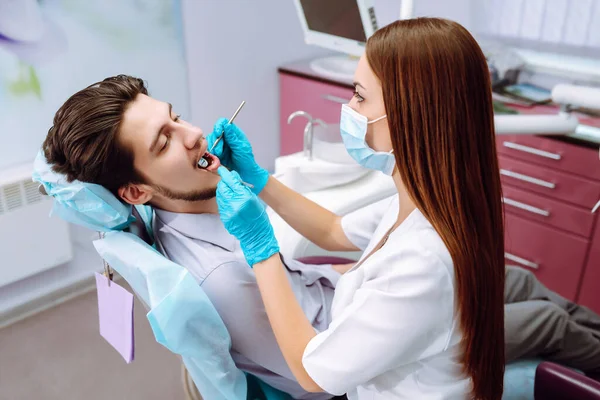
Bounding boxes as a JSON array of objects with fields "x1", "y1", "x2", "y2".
[
  {"x1": 127, "y1": 207, "x2": 202, "y2": 400},
  {"x1": 32, "y1": 151, "x2": 354, "y2": 400},
  {"x1": 535, "y1": 362, "x2": 600, "y2": 400}
]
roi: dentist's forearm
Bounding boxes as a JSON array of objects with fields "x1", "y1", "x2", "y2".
[
  {"x1": 253, "y1": 254, "x2": 322, "y2": 393},
  {"x1": 259, "y1": 176, "x2": 358, "y2": 252}
]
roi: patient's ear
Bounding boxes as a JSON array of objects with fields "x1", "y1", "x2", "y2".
[{"x1": 118, "y1": 183, "x2": 153, "y2": 205}]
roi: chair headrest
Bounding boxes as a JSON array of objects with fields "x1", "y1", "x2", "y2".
[
  {"x1": 131, "y1": 206, "x2": 154, "y2": 245},
  {"x1": 32, "y1": 149, "x2": 136, "y2": 232}
]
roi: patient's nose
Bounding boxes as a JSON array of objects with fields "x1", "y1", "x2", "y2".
[{"x1": 183, "y1": 125, "x2": 204, "y2": 149}]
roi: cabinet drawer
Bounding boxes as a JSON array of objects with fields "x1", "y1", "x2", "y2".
[
  {"x1": 504, "y1": 213, "x2": 589, "y2": 301},
  {"x1": 502, "y1": 185, "x2": 594, "y2": 238},
  {"x1": 280, "y1": 73, "x2": 353, "y2": 156},
  {"x1": 577, "y1": 224, "x2": 600, "y2": 315},
  {"x1": 496, "y1": 135, "x2": 600, "y2": 181},
  {"x1": 499, "y1": 156, "x2": 600, "y2": 209}
]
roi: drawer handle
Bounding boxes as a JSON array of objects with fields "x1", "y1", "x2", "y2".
[
  {"x1": 321, "y1": 94, "x2": 348, "y2": 104},
  {"x1": 593, "y1": 200, "x2": 600, "y2": 214},
  {"x1": 502, "y1": 197, "x2": 550, "y2": 217},
  {"x1": 503, "y1": 141, "x2": 562, "y2": 161},
  {"x1": 505, "y1": 252, "x2": 539, "y2": 269},
  {"x1": 499, "y1": 169, "x2": 556, "y2": 189}
]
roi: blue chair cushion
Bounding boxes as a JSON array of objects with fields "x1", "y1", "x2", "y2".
[{"x1": 503, "y1": 359, "x2": 543, "y2": 400}]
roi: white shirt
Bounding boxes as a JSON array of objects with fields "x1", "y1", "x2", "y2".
[{"x1": 302, "y1": 195, "x2": 470, "y2": 399}]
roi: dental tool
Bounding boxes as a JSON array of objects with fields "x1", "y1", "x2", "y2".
[
  {"x1": 198, "y1": 101, "x2": 254, "y2": 189},
  {"x1": 210, "y1": 100, "x2": 246, "y2": 153},
  {"x1": 198, "y1": 101, "x2": 246, "y2": 169}
]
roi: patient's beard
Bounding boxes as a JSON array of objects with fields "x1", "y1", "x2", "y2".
[{"x1": 153, "y1": 185, "x2": 217, "y2": 202}]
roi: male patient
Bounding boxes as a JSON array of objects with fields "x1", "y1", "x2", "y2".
[{"x1": 42, "y1": 76, "x2": 600, "y2": 397}]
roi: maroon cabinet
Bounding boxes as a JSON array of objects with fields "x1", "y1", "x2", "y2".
[{"x1": 498, "y1": 135, "x2": 600, "y2": 305}]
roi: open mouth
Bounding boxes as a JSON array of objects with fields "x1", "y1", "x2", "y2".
[{"x1": 197, "y1": 152, "x2": 221, "y2": 172}]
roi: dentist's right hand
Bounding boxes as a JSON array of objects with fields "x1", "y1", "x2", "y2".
[
  {"x1": 209, "y1": 119, "x2": 269, "y2": 195},
  {"x1": 216, "y1": 166, "x2": 280, "y2": 267}
]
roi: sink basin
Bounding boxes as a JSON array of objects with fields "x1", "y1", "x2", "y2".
[
  {"x1": 274, "y1": 152, "x2": 371, "y2": 194},
  {"x1": 311, "y1": 123, "x2": 356, "y2": 165}
]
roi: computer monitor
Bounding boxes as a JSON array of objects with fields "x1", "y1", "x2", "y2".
[{"x1": 294, "y1": 0, "x2": 378, "y2": 81}]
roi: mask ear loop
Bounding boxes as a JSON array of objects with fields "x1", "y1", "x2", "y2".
[
  {"x1": 367, "y1": 114, "x2": 392, "y2": 153},
  {"x1": 387, "y1": 148, "x2": 397, "y2": 175},
  {"x1": 367, "y1": 114, "x2": 387, "y2": 124}
]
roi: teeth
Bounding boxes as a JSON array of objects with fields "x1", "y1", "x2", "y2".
[{"x1": 197, "y1": 157, "x2": 209, "y2": 168}]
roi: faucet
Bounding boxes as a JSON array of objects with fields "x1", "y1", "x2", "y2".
[{"x1": 287, "y1": 111, "x2": 327, "y2": 160}]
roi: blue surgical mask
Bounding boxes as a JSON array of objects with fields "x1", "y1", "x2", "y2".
[{"x1": 340, "y1": 104, "x2": 395, "y2": 175}]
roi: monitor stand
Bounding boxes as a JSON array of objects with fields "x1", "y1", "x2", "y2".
[{"x1": 309, "y1": 55, "x2": 358, "y2": 82}]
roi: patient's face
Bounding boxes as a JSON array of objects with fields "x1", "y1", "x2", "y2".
[{"x1": 118, "y1": 94, "x2": 221, "y2": 208}]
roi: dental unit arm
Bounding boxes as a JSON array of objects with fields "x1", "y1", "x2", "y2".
[{"x1": 494, "y1": 84, "x2": 600, "y2": 135}]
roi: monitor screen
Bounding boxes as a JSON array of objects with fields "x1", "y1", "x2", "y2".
[{"x1": 300, "y1": 0, "x2": 367, "y2": 42}]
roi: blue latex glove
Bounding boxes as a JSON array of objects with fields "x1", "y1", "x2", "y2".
[
  {"x1": 208, "y1": 118, "x2": 269, "y2": 194},
  {"x1": 216, "y1": 166, "x2": 279, "y2": 267}
]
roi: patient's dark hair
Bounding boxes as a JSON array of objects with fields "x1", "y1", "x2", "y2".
[{"x1": 43, "y1": 75, "x2": 148, "y2": 196}]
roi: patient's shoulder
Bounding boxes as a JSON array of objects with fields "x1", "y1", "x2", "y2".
[
  {"x1": 201, "y1": 261, "x2": 259, "y2": 315},
  {"x1": 154, "y1": 224, "x2": 242, "y2": 284},
  {"x1": 203, "y1": 260, "x2": 256, "y2": 291}
]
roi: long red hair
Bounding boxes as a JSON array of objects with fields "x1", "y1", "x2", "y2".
[{"x1": 367, "y1": 18, "x2": 505, "y2": 399}]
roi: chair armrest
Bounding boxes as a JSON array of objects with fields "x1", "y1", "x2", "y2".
[
  {"x1": 295, "y1": 256, "x2": 356, "y2": 265},
  {"x1": 535, "y1": 361, "x2": 600, "y2": 400}
]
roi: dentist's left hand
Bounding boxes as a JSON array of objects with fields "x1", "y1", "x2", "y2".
[{"x1": 216, "y1": 166, "x2": 280, "y2": 267}]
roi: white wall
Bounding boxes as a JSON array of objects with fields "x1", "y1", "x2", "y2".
[
  {"x1": 181, "y1": 0, "x2": 331, "y2": 172},
  {"x1": 0, "y1": 0, "x2": 190, "y2": 317},
  {"x1": 0, "y1": 224, "x2": 102, "y2": 317},
  {"x1": 414, "y1": 0, "x2": 472, "y2": 29},
  {"x1": 375, "y1": 0, "x2": 473, "y2": 30}
]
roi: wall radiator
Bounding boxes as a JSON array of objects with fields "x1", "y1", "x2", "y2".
[{"x1": 0, "y1": 162, "x2": 72, "y2": 287}]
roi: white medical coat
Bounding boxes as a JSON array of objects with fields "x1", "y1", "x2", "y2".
[{"x1": 302, "y1": 195, "x2": 470, "y2": 399}]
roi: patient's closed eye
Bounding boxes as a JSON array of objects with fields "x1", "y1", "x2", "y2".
[
  {"x1": 160, "y1": 135, "x2": 171, "y2": 152},
  {"x1": 158, "y1": 114, "x2": 181, "y2": 152}
]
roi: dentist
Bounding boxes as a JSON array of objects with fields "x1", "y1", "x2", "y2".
[{"x1": 212, "y1": 18, "x2": 505, "y2": 400}]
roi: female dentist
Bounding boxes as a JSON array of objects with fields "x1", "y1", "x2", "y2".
[{"x1": 211, "y1": 18, "x2": 505, "y2": 400}]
